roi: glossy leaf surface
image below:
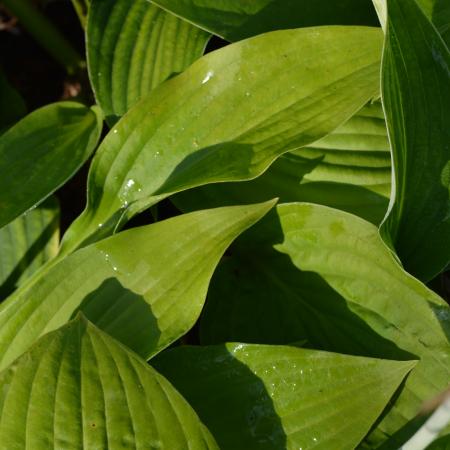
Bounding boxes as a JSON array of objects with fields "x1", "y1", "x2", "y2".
[
  {"x1": 0, "y1": 315, "x2": 218, "y2": 449},
  {"x1": 154, "y1": 343, "x2": 415, "y2": 450},
  {"x1": 199, "y1": 203, "x2": 450, "y2": 442},
  {"x1": 0, "y1": 201, "x2": 273, "y2": 370},
  {"x1": 0, "y1": 196, "x2": 59, "y2": 299},
  {"x1": 61, "y1": 26, "x2": 383, "y2": 254},
  {"x1": 173, "y1": 100, "x2": 391, "y2": 225},
  {"x1": 88, "y1": 0, "x2": 210, "y2": 124},
  {"x1": 0, "y1": 102, "x2": 103, "y2": 229},
  {"x1": 151, "y1": 0, "x2": 379, "y2": 41},
  {"x1": 380, "y1": 0, "x2": 450, "y2": 281}
]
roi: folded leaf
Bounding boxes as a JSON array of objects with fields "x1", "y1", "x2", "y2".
[
  {"x1": 380, "y1": 0, "x2": 450, "y2": 281},
  {"x1": 0, "y1": 315, "x2": 218, "y2": 449},
  {"x1": 0, "y1": 201, "x2": 274, "y2": 370},
  {"x1": 373, "y1": 0, "x2": 450, "y2": 47},
  {"x1": 200, "y1": 203, "x2": 450, "y2": 443},
  {"x1": 153, "y1": 343, "x2": 415, "y2": 450},
  {"x1": 60, "y1": 26, "x2": 383, "y2": 254},
  {"x1": 151, "y1": 0, "x2": 379, "y2": 41},
  {"x1": 173, "y1": 100, "x2": 390, "y2": 225},
  {"x1": 0, "y1": 102, "x2": 103, "y2": 229},
  {"x1": 88, "y1": 0, "x2": 210, "y2": 124},
  {"x1": 0, "y1": 196, "x2": 59, "y2": 299}
]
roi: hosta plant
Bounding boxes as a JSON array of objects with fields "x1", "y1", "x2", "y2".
[{"x1": 0, "y1": 0, "x2": 449, "y2": 448}]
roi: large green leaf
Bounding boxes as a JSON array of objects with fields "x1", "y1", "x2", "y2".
[
  {"x1": 0, "y1": 196, "x2": 59, "y2": 299},
  {"x1": 0, "y1": 70, "x2": 26, "y2": 133},
  {"x1": 151, "y1": 0, "x2": 379, "y2": 41},
  {"x1": 0, "y1": 102, "x2": 103, "y2": 229},
  {"x1": 87, "y1": 0, "x2": 210, "y2": 124},
  {"x1": 380, "y1": 0, "x2": 450, "y2": 281},
  {"x1": 0, "y1": 315, "x2": 218, "y2": 449},
  {"x1": 373, "y1": 0, "x2": 450, "y2": 46},
  {"x1": 199, "y1": 203, "x2": 450, "y2": 443},
  {"x1": 153, "y1": 343, "x2": 415, "y2": 450},
  {"x1": 173, "y1": 100, "x2": 391, "y2": 225},
  {"x1": 0, "y1": 201, "x2": 273, "y2": 371},
  {"x1": 60, "y1": 26, "x2": 383, "y2": 255}
]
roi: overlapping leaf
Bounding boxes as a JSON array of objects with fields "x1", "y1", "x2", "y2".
[
  {"x1": 87, "y1": 0, "x2": 210, "y2": 124},
  {"x1": 0, "y1": 102, "x2": 103, "y2": 229},
  {"x1": 0, "y1": 315, "x2": 218, "y2": 449},
  {"x1": 0, "y1": 201, "x2": 273, "y2": 370},
  {"x1": 380, "y1": 0, "x2": 450, "y2": 281},
  {"x1": 173, "y1": 100, "x2": 390, "y2": 225},
  {"x1": 151, "y1": 0, "x2": 379, "y2": 41},
  {"x1": 71, "y1": 0, "x2": 90, "y2": 27},
  {"x1": 373, "y1": 0, "x2": 450, "y2": 46},
  {"x1": 60, "y1": 26, "x2": 383, "y2": 254},
  {"x1": 0, "y1": 196, "x2": 59, "y2": 299},
  {"x1": 153, "y1": 343, "x2": 415, "y2": 450},
  {"x1": 199, "y1": 203, "x2": 450, "y2": 443}
]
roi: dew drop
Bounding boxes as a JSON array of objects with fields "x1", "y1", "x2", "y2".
[{"x1": 201, "y1": 70, "x2": 214, "y2": 84}]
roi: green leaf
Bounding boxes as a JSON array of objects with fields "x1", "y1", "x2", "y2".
[
  {"x1": 200, "y1": 203, "x2": 450, "y2": 443},
  {"x1": 71, "y1": 0, "x2": 90, "y2": 27},
  {"x1": 60, "y1": 26, "x2": 383, "y2": 254},
  {"x1": 0, "y1": 70, "x2": 26, "y2": 133},
  {"x1": 173, "y1": 100, "x2": 391, "y2": 225},
  {"x1": 0, "y1": 102, "x2": 103, "y2": 229},
  {"x1": 151, "y1": 0, "x2": 379, "y2": 41},
  {"x1": 380, "y1": 0, "x2": 450, "y2": 281},
  {"x1": 87, "y1": 0, "x2": 210, "y2": 124},
  {"x1": 0, "y1": 201, "x2": 274, "y2": 371},
  {"x1": 375, "y1": 0, "x2": 450, "y2": 46},
  {"x1": 0, "y1": 315, "x2": 219, "y2": 449},
  {"x1": 153, "y1": 343, "x2": 415, "y2": 450},
  {"x1": 0, "y1": 196, "x2": 59, "y2": 299}
]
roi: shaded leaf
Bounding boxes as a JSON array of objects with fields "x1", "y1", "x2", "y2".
[
  {"x1": 0, "y1": 196, "x2": 59, "y2": 299},
  {"x1": 0, "y1": 70, "x2": 26, "y2": 133},
  {"x1": 0, "y1": 201, "x2": 274, "y2": 370},
  {"x1": 0, "y1": 315, "x2": 218, "y2": 449},
  {"x1": 151, "y1": 0, "x2": 379, "y2": 41},
  {"x1": 0, "y1": 102, "x2": 103, "y2": 229},
  {"x1": 200, "y1": 203, "x2": 450, "y2": 443},
  {"x1": 153, "y1": 343, "x2": 415, "y2": 450},
  {"x1": 60, "y1": 26, "x2": 383, "y2": 254},
  {"x1": 173, "y1": 100, "x2": 390, "y2": 225},
  {"x1": 70, "y1": 0, "x2": 90, "y2": 27},
  {"x1": 380, "y1": 0, "x2": 450, "y2": 281},
  {"x1": 88, "y1": 0, "x2": 210, "y2": 124},
  {"x1": 374, "y1": 0, "x2": 450, "y2": 46}
]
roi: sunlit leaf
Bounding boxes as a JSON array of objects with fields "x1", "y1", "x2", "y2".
[
  {"x1": 0, "y1": 102, "x2": 103, "y2": 229},
  {"x1": 154, "y1": 343, "x2": 415, "y2": 450},
  {"x1": 173, "y1": 100, "x2": 390, "y2": 225},
  {"x1": 200, "y1": 203, "x2": 450, "y2": 443},
  {"x1": 88, "y1": 0, "x2": 210, "y2": 124},
  {"x1": 0, "y1": 201, "x2": 274, "y2": 370},
  {"x1": 0, "y1": 315, "x2": 219, "y2": 449},
  {"x1": 60, "y1": 26, "x2": 383, "y2": 254},
  {"x1": 0, "y1": 196, "x2": 59, "y2": 299}
]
